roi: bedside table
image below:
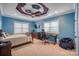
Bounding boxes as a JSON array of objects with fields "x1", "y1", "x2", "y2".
[{"x1": 0, "y1": 41, "x2": 12, "y2": 56}]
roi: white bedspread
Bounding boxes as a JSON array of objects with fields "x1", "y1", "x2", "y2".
[{"x1": 2, "y1": 34, "x2": 32, "y2": 47}]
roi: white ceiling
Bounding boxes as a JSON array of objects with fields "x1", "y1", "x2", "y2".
[{"x1": 0, "y1": 3, "x2": 75, "y2": 21}]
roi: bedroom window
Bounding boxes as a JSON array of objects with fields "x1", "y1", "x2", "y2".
[
  {"x1": 44, "y1": 22, "x2": 50, "y2": 32},
  {"x1": 14, "y1": 22, "x2": 29, "y2": 34},
  {"x1": 44, "y1": 20, "x2": 59, "y2": 34}
]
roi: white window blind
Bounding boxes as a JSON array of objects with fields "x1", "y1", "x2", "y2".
[
  {"x1": 14, "y1": 22, "x2": 29, "y2": 34},
  {"x1": 44, "y1": 20, "x2": 59, "y2": 33}
]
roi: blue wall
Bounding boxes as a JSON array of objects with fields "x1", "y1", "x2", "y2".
[
  {"x1": 35, "y1": 12, "x2": 75, "y2": 40},
  {"x1": 29, "y1": 22, "x2": 36, "y2": 32},
  {"x1": 35, "y1": 22, "x2": 43, "y2": 32},
  {"x1": 58, "y1": 12, "x2": 75, "y2": 40},
  {"x1": 2, "y1": 16, "x2": 14, "y2": 34},
  {"x1": 2, "y1": 16, "x2": 32, "y2": 34},
  {"x1": 29, "y1": 22, "x2": 44, "y2": 32}
]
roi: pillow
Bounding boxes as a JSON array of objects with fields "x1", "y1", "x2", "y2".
[{"x1": 2, "y1": 32, "x2": 7, "y2": 38}]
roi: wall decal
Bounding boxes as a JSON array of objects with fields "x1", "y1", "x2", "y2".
[{"x1": 16, "y1": 3, "x2": 49, "y2": 17}]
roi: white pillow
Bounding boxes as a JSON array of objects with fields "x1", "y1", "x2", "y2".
[{"x1": 2, "y1": 32, "x2": 7, "y2": 38}]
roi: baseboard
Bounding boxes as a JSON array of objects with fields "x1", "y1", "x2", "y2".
[{"x1": 11, "y1": 41, "x2": 32, "y2": 48}]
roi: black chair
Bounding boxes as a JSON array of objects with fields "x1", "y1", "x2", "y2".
[
  {"x1": 59, "y1": 38, "x2": 75, "y2": 50},
  {"x1": 47, "y1": 34, "x2": 57, "y2": 44}
]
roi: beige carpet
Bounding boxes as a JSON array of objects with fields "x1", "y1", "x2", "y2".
[{"x1": 12, "y1": 39, "x2": 76, "y2": 56}]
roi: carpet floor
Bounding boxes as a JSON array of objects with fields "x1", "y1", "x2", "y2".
[{"x1": 12, "y1": 39, "x2": 76, "y2": 56}]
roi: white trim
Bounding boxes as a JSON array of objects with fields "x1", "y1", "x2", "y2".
[{"x1": 1, "y1": 9, "x2": 74, "y2": 21}]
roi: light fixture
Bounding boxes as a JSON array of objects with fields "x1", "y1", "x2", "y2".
[{"x1": 16, "y1": 3, "x2": 49, "y2": 18}]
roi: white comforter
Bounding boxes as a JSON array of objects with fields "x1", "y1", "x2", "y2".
[{"x1": 2, "y1": 34, "x2": 32, "y2": 47}]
